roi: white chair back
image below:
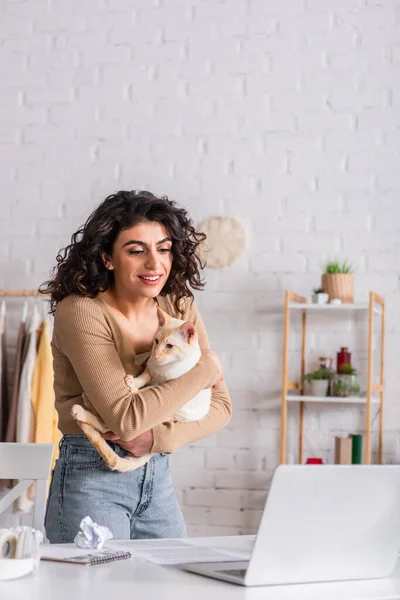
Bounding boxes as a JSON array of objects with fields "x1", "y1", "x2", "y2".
[{"x1": 0, "y1": 443, "x2": 54, "y2": 533}]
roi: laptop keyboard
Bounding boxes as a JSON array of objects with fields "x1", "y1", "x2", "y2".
[{"x1": 216, "y1": 569, "x2": 247, "y2": 578}]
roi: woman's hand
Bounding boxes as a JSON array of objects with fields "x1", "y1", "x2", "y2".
[
  {"x1": 202, "y1": 349, "x2": 224, "y2": 390},
  {"x1": 102, "y1": 429, "x2": 154, "y2": 456}
]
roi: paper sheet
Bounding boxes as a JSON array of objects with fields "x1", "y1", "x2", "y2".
[
  {"x1": 41, "y1": 540, "x2": 252, "y2": 566},
  {"x1": 111, "y1": 539, "x2": 251, "y2": 565}
]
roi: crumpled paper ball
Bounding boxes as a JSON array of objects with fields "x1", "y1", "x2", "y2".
[{"x1": 74, "y1": 516, "x2": 113, "y2": 550}]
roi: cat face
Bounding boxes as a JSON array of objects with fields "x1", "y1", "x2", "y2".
[{"x1": 151, "y1": 319, "x2": 198, "y2": 366}]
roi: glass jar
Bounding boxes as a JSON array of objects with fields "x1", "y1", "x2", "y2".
[
  {"x1": 331, "y1": 373, "x2": 361, "y2": 397},
  {"x1": 319, "y1": 356, "x2": 332, "y2": 371},
  {"x1": 337, "y1": 347, "x2": 351, "y2": 372}
]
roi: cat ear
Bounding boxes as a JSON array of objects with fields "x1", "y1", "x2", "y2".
[
  {"x1": 179, "y1": 321, "x2": 197, "y2": 344},
  {"x1": 157, "y1": 306, "x2": 171, "y2": 327}
]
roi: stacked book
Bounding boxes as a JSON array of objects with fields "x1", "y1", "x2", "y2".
[{"x1": 334, "y1": 435, "x2": 363, "y2": 464}]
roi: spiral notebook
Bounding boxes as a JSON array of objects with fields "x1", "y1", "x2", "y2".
[{"x1": 41, "y1": 547, "x2": 131, "y2": 566}]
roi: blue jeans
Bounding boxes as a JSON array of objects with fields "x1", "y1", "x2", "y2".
[{"x1": 44, "y1": 435, "x2": 187, "y2": 543}]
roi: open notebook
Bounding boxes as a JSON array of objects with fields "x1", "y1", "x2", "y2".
[{"x1": 41, "y1": 547, "x2": 131, "y2": 566}]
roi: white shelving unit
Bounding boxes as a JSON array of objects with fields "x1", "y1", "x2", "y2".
[
  {"x1": 288, "y1": 302, "x2": 382, "y2": 315},
  {"x1": 280, "y1": 291, "x2": 385, "y2": 465},
  {"x1": 286, "y1": 395, "x2": 380, "y2": 405}
]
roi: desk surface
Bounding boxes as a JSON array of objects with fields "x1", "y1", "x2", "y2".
[{"x1": 2, "y1": 535, "x2": 400, "y2": 600}]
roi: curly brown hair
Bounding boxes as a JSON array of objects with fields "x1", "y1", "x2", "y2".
[{"x1": 39, "y1": 190, "x2": 206, "y2": 314}]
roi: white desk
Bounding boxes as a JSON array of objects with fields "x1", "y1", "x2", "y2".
[{"x1": 2, "y1": 535, "x2": 400, "y2": 600}]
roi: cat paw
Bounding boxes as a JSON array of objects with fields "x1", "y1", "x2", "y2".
[
  {"x1": 124, "y1": 374, "x2": 138, "y2": 393},
  {"x1": 71, "y1": 404, "x2": 86, "y2": 422}
]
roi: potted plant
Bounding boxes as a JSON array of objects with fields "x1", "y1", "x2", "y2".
[
  {"x1": 303, "y1": 369, "x2": 331, "y2": 397},
  {"x1": 321, "y1": 260, "x2": 355, "y2": 304},
  {"x1": 311, "y1": 287, "x2": 329, "y2": 304},
  {"x1": 331, "y1": 364, "x2": 361, "y2": 397}
]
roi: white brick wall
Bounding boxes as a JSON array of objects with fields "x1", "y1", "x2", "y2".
[{"x1": 1, "y1": 0, "x2": 400, "y2": 536}]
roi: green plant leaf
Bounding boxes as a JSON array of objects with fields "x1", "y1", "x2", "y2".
[
  {"x1": 338, "y1": 363, "x2": 357, "y2": 375},
  {"x1": 303, "y1": 369, "x2": 331, "y2": 381},
  {"x1": 323, "y1": 259, "x2": 356, "y2": 274}
]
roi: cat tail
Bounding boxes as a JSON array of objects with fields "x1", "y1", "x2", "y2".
[{"x1": 77, "y1": 421, "x2": 154, "y2": 473}]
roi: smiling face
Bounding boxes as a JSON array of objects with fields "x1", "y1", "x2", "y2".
[{"x1": 102, "y1": 221, "x2": 174, "y2": 299}]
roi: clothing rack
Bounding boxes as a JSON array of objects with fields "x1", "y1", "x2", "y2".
[{"x1": 0, "y1": 290, "x2": 49, "y2": 297}]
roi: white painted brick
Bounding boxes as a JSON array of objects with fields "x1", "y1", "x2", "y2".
[
  {"x1": 368, "y1": 252, "x2": 400, "y2": 273},
  {"x1": 286, "y1": 193, "x2": 342, "y2": 214},
  {"x1": 0, "y1": 240, "x2": 10, "y2": 260},
  {"x1": 0, "y1": 10, "x2": 32, "y2": 38},
  {"x1": 235, "y1": 449, "x2": 265, "y2": 471},
  {"x1": 5, "y1": 67, "x2": 47, "y2": 89},
  {"x1": 357, "y1": 109, "x2": 400, "y2": 136},
  {"x1": 315, "y1": 213, "x2": 371, "y2": 233},
  {"x1": 341, "y1": 232, "x2": 399, "y2": 255},
  {"x1": 356, "y1": 274, "x2": 399, "y2": 297},
  {"x1": 205, "y1": 448, "x2": 235, "y2": 471},
  {"x1": 348, "y1": 151, "x2": 398, "y2": 175},
  {"x1": 217, "y1": 427, "x2": 281, "y2": 452},
  {"x1": 25, "y1": 86, "x2": 73, "y2": 105},
  {"x1": 251, "y1": 0, "x2": 304, "y2": 17},
  {"x1": 195, "y1": 292, "x2": 256, "y2": 313},
  {"x1": 10, "y1": 237, "x2": 62, "y2": 262},
  {"x1": 317, "y1": 171, "x2": 376, "y2": 193},
  {"x1": 37, "y1": 219, "x2": 75, "y2": 238},
  {"x1": 250, "y1": 252, "x2": 307, "y2": 274},
  {"x1": 297, "y1": 111, "x2": 353, "y2": 132},
  {"x1": 182, "y1": 506, "x2": 211, "y2": 525},
  {"x1": 171, "y1": 467, "x2": 215, "y2": 489},
  {"x1": 254, "y1": 215, "x2": 309, "y2": 234},
  {"x1": 1, "y1": 258, "x2": 31, "y2": 280},
  {"x1": 184, "y1": 488, "x2": 242, "y2": 509},
  {"x1": 281, "y1": 233, "x2": 340, "y2": 254},
  {"x1": 216, "y1": 470, "x2": 272, "y2": 491},
  {"x1": 242, "y1": 490, "x2": 269, "y2": 510},
  {"x1": 375, "y1": 215, "x2": 400, "y2": 233},
  {"x1": 230, "y1": 352, "x2": 277, "y2": 374},
  {"x1": 169, "y1": 447, "x2": 205, "y2": 469},
  {"x1": 134, "y1": 41, "x2": 182, "y2": 63},
  {"x1": 0, "y1": 220, "x2": 36, "y2": 237},
  {"x1": 189, "y1": 433, "x2": 218, "y2": 450},
  {"x1": 209, "y1": 508, "x2": 252, "y2": 528}
]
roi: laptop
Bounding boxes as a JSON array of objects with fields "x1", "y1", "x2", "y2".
[{"x1": 180, "y1": 465, "x2": 400, "y2": 586}]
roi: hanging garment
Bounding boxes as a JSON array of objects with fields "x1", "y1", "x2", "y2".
[
  {"x1": 15, "y1": 306, "x2": 42, "y2": 445},
  {"x1": 2, "y1": 320, "x2": 27, "y2": 491},
  {"x1": 30, "y1": 318, "x2": 61, "y2": 472},
  {"x1": 5, "y1": 321, "x2": 26, "y2": 443},
  {"x1": 15, "y1": 306, "x2": 42, "y2": 513}
]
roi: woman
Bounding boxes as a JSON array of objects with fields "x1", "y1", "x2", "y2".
[{"x1": 40, "y1": 190, "x2": 231, "y2": 542}]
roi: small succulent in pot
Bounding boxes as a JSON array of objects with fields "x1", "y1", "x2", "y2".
[
  {"x1": 303, "y1": 369, "x2": 331, "y2": 397},
  {"x1": 311, "y1": 287, "x2": 329, "y2": 305},
  {"x1": 321, "y1": 259, "x2": 356, "y2": 304}
]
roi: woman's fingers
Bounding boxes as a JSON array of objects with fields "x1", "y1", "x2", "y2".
[{"x1": 102, "y1": 431, "x2": 120, "y2": 442}]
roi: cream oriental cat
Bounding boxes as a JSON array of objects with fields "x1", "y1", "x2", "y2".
[{"x1": 70, "y1": 308, "x2": 211, "y2": 472}]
